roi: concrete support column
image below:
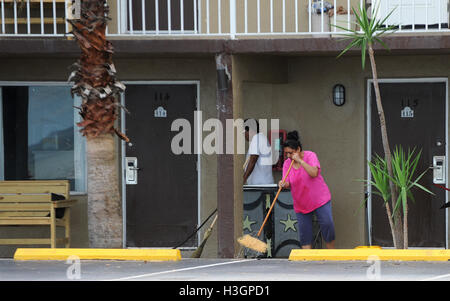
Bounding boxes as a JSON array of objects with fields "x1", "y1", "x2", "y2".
[{"x1": 216, "y1": 53, "x2": 236, "y2": 258}]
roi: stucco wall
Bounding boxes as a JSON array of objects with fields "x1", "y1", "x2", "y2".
[
  {"x1": 242, "y1": 53, "x2": 450, "y2": 249},
  {"x1": 0, "y1": 56, "x2": 220, "y2": 258}
]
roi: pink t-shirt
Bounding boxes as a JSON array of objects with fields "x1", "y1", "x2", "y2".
[{"x1": 283, "y1": 151, "x2": 331, "y2": 214}]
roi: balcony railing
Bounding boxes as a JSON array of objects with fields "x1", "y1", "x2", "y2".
[{"x1": 0, "y1": 0, "x2": 449, "y2": 37}]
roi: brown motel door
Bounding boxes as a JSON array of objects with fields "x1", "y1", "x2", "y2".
[
  {"x1": 370, "y1": 81, "x2": 447, "y2": 247},
  {"x1": 125, "y1": 84, "x2": 198, "y2": 248}
]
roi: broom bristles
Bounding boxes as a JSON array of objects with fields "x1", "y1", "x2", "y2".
[{"x1": 237, "y1": 234, "x2": 267, "y2": 253}]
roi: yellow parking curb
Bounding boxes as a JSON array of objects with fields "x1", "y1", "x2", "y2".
[
  {"x1": 13, "y1": 248, "x2": 181, "y2": 261},
  {"x1": 289, "y1": 249, "x2": 450, "y2": 261}
]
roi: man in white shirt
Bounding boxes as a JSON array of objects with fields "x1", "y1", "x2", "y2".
[{"x1": 243, "y1": 119, "x2": 274, "y2": 185}]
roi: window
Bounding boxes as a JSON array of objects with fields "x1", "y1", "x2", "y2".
[{"x1": 0, "y1": 85, "x2": 86, "y2": 193}]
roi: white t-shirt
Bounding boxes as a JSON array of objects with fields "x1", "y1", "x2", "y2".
[{"x1": 245, "y1": 133, "x2": 274, "y2": 185}]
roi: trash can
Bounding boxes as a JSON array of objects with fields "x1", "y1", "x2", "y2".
[
  {"x1": 242, "y1": 186, "x2": 275, "y2": 258},
  {"x1": 243, "y1": 185, "x2": 322, "y2": 258}
]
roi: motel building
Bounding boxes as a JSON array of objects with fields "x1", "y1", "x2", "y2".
[{"x1": 0, "y1": 0, "x2": 449, "y2": 258}]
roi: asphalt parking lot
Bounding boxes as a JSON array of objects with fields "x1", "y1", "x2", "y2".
[{"x1": 1, "y1": 258, "x2": 449, "y2": 281}]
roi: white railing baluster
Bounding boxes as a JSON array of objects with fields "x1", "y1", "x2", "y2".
[
  {"x1": 412, "y1": 0, "x2": 415, "y2": 31},
  {"x1": 64, "y1": 0, "x2": 68, "y2": 34},
  {"x1": 399, "y1": 0, "x2": 402, "y2": 31},
  {"x1": 155, "y1": 0, "x2": 159, "y2": 34},
  {"x1": 1, "y1": 0, "x2": 4, "y2": 34},
  {"x1": 167, "y1": 0, "x2": 171, "y2": 34},
  {"x1": 142, "y1": 0, "x2": 146, "y2": 34},
  {"x1": 180, "y1": 0, "x2": 184, "y2": 33},
  {"x1": 347, "y1": 0, "x2": 350, "y2": 30},
  {"x1": 244, "y1": 0, "x2": 247, "y2": 34},
  {"x1": 321, "y1": 0, "x2": 324, "y2": 33},
  {"x1": 308, "y1": 0, "x2": 311, "y2": 33},
  {"x1": 128, "y1": 0, "x2": 133, "y2": 34},
  {"x1": 206, "y1": 0, "x2": 209, "y2": 34},
  {"x1": 27, "y1": 0, "x2": 31, "y2": 34},
  {"x1": 257, "y1": 0, "x2": 260, "y2": 33},
  {"x1": 230, "y1": 0, "x2": 235, "y2": 38},
  {"x1": 13, "y1": 0, "x2": 17, "y2": 34},
  {"x1": 40, "y1": 0, "x2": 44, "y2": 34},
  {"x1": 117, "y1": 0, "x2": 121, "y2": 34},
  {"x1": 53, "y1": 0, "x2": 57, "y2": 35},
  {"x1": 359, "y1": 0, "x2": 363, "y2": 32},
  {"x1": 194, "y1": 0, "x2": 197, "y2": 33},
  {"x1": 425, "y1": 0, "x2": 428, "y2": 30}
]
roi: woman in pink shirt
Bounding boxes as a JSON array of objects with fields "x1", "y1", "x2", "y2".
[{"x1": 279, "y1": 131, "x2": 335, "y2": 249}]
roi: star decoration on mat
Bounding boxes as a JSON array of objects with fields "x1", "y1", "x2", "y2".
[
  {"x1": 280, "y1": 214, "x2": 297, "y2": 232},
  {"x1": 243, "y1": 215, "x2": 257, "y2": 232}
]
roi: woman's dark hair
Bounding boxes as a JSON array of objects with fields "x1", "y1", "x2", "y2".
[
  {"x1": 244, "y1": 118, "x2": 259, "y2": 133},
  {"x1": 283, "y1": 130, "x2": 302, "y2": 150}
]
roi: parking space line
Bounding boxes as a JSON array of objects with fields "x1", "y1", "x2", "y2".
[
  {"x1": 106, "y1": 259, "x2": 258, "y2": 281},
  {"x1": 421, "y1": 273, "x2": 450, "y2": 281}
]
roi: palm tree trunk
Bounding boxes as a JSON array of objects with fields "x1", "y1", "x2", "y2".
[
  {"x1": 384, "y1": 201, "x2": 396, "y2": 248},
  {"x1": 69, "y1": 0, "x2": 127, "y2": 248},
  {"x1": 403, "y1": 201, "x2": 408, "y2": 249},
  {"x1": 368, "y1": 43, "x2": 404, "y2": 249},
  {"x1": 86, "y1": 134, "x2": 123, "y2": 248}
]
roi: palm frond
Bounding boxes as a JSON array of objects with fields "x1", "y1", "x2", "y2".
[{"x1": 336, "y1": 3, "x2": 398, "y2": 70}]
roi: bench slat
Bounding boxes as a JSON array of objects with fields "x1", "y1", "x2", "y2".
[
  {"x1": 0, "y1": 239, "x2": 51, "y2": 245},
  {"x1": 0, "y1": 204, "x2": 51, "y2": 211},
  {"x1": 0, "y1": 180, "x2": 69, "y2": 198},
  {"x1": 0, "y1": 218, "x2": 51, "y2": 225},
  {"x1": 0, "y1": 194, "x2": 52, "y2": 203},
  {"x1": 0, "y1": 212, "x2": 48, "y2": 217},
  {"x1": 0, "y1": 186, "x2": 67, "y2": 196}
]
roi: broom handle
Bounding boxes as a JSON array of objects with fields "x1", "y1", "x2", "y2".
[{"x1": 257, "y1": 159, "x2": 295, "y2": 237}]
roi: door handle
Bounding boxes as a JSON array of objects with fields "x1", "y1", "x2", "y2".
[
  {"x1": 125, "y1": 157, "x2": 139, "y2": 185},
  {"x1": 431, "y1": 156, "x2": 446, "y2": 184}
]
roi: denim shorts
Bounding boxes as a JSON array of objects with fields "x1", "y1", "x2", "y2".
[{"x1": 295, "y1": 201, "x2": 335, "y2": 246}]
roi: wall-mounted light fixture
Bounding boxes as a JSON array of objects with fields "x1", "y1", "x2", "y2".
[{"x1": 333, "y1": 84, "x2": 345, "y2": 106}]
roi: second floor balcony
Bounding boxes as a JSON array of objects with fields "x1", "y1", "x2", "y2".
[{"x1": 0, "y1": 0, "x2": 449, "y2": 38}]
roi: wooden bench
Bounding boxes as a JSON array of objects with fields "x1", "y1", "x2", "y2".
[{"x1": 0, "y1": 180, "x2": 77, "y2": 248}]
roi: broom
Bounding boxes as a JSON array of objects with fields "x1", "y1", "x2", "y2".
[
  {"x1": 237, "y1": 159, "x2": 295, "y2": 253},
  {"x1": 191, "y1": 214, "x2": 218, "y2": 258}
]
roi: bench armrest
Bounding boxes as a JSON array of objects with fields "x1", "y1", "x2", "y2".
[{"x1": 52, "y1": 199, "x2": 77, "y2": 208}]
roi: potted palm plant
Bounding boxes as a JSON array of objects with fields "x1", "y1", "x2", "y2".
[{"x1": 365, "y1": 147, "x2": 433, "y2": 249}]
